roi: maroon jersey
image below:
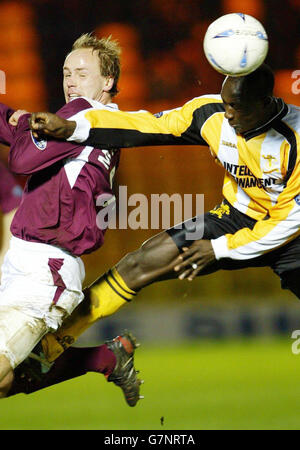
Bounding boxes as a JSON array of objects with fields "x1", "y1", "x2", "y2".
[
  {"x1": 0, "y1": 161, "x2": 22, "y2": 213},
  {"x1": 0, "y1": 98, "x2": 120, "y2": 256}
]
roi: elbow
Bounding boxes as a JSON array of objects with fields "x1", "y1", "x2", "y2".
[{"x1": 8, "y1": 145, "x2": 30, "y2": 175}]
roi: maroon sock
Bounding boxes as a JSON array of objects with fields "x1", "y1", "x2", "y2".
[
  {"x1": 66, "y1": 344, "x2": 117, "y2": 376},
  {"x1": 47, "y1": 344, "x2": 116, "y2": 381},
  {"x1": 9, "y1": 344, "x2": 117, "y2": 396}
]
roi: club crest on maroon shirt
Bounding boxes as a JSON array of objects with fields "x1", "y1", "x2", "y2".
[{"x1": 30, "y1": 130, "x2": 47, "y2": 151}]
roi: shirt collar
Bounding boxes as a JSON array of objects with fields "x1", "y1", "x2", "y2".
[{"x1": 243, "y1": 98, "x2": 288, "y2": 140}]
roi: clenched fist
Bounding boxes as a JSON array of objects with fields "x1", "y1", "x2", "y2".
[{"x1": 29, "y1": 112, "x2": 76, "y2": 140}]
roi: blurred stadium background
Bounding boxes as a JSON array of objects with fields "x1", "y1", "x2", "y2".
[{"x1": 0, "y1": 0, "x2": 300, "y2": 430}]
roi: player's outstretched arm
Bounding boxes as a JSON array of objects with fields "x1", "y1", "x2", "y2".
[
  {"x1": 30, "y1": 112, "x2": 76, "y2": 140},
  {"x1": 30, "y1": 96, "x2": 219, "y2": 149}
]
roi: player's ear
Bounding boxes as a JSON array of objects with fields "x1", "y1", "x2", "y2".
[{"x1": 103, "y1": 77, "x2": 114, "y2": 93}]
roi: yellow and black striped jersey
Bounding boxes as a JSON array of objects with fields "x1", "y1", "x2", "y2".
[{"x1": 67, "y1": 95, "x2": 300, "y2": 261}]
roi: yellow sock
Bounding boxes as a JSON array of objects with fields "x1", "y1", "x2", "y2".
[
  {"x1": 94, "y1": 267, "x2": 136, "y2": 316},
  {"x1": 41, "y1": 267, "x2": 136, "y2": 362}
]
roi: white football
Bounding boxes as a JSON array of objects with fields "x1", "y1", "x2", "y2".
[{"x1": 203, "y1": 13, "x2": 269, "y2": 76}]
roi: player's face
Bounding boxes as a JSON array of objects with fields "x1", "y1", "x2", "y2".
[
  {"x1": 63, "y1": 48, "x2": 112, "y2": 103},
  {"x1": 221, "y1": 77, "x2": 265, "y2": 135}
]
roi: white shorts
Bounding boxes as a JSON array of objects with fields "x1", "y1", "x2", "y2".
[{"x1": 0, "y1": 237, "x2": 85, "y2": 368}]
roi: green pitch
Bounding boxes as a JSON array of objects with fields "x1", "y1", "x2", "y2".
[{"x1": 2, "y1": 337, "x2": 300, "y2": 430}]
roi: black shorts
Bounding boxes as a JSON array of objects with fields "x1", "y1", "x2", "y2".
[{"x1": 166, "y1": 200, "x2": 300, "y2": 298}]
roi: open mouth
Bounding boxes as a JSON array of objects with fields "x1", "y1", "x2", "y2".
[{"x1": 68, "y1": 94, "x2": 81, "y2": 101}]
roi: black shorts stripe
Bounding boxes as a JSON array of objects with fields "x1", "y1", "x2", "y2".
[{"x1": 166, "y1": 199, "x2": 256, "y2": 250}]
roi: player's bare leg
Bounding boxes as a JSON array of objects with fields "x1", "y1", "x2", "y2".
[
  {"x1": 39, "y1": 230, "x2": 180, "y2": 363},
  {"x1": 116, "y1": 230, "x2": 181, "y2": 291}
]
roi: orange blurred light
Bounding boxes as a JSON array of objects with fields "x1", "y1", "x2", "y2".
[
  {"x1": 0, "y1": 1, "x2": 46, "y2": 110},
  {"x1": 0, "y1": 1, "x2": 34, "y2": 25},
  {"x1": 221, "y1": 0, "x2": 265, "y2": 21},
  {"x1": 96, "y1": 23, "x2": 140, "y2": 48}
]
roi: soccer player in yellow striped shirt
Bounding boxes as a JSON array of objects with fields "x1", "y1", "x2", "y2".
[{"x1": 19, "y1": 63, "x2": 300, "y2": 394}]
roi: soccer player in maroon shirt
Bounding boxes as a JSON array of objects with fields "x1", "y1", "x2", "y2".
[{"x1": 0, "y1": 34, "x2": 142, "y2": 406}]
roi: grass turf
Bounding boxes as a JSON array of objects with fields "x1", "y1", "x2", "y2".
[{"x1": 2, "y1": 336, "x2": 300, "y2": 430}]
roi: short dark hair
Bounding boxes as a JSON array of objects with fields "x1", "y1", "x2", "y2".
[{"x1": 231, "y1": 63, "x2": 275, "y2": 102}]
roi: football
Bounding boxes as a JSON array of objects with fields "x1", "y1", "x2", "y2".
[{"x1": 203, "y1": 13, "x2": 269, "y2": 77}]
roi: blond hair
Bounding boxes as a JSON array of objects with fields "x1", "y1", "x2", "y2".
[{"x1": 71, "y1": 33, "x2": 121, "y2": 97}]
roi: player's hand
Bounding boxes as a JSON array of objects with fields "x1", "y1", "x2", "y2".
[
  {"x1": 173, "y1": 240, "x2": 216, "y2": 281},
  {"x1": 9, "y1": 109, "x2": 28, "y2": 126},
  {"x1": 29, "y1": 112, "x2": 76, "y2": 140}
]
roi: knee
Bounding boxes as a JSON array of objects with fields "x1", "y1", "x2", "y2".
[
  {"x1": 117, "y1": 232, "x2": 178, "y2": 289},
  {"x1": 119, "y1": 245, "x2": 148, "y2": 275},
  {"x1": 116, "y1": 238, "x2": 157, "y2": 288},
  {"x1": 124, "y1": 235, "x2": 161, "y2": 270}
]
